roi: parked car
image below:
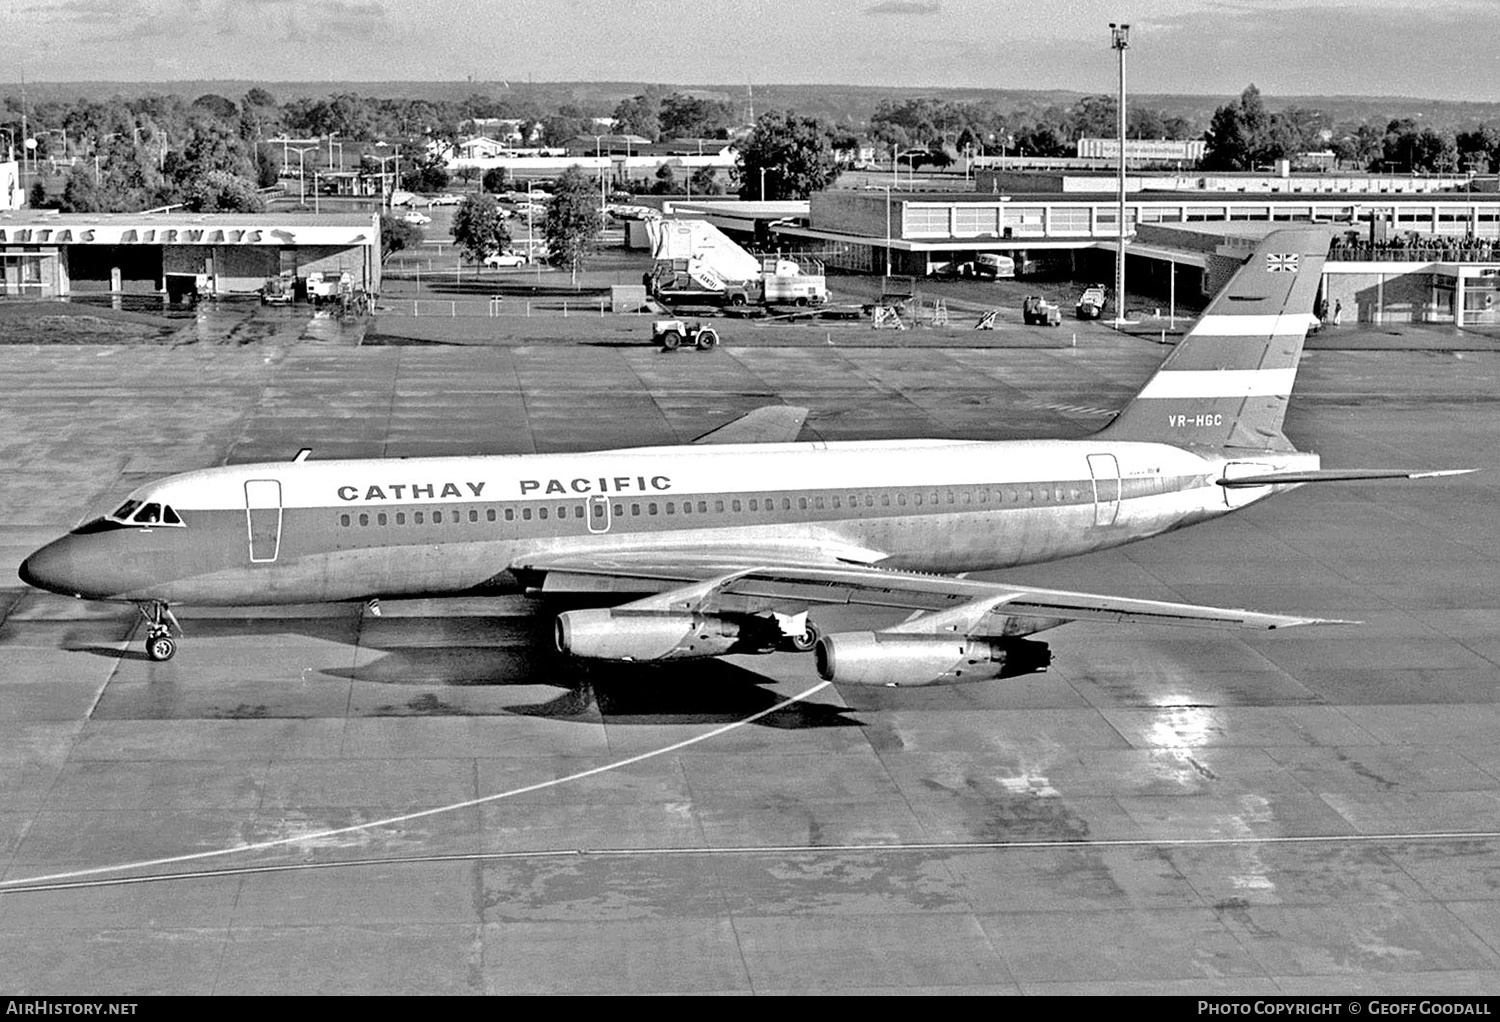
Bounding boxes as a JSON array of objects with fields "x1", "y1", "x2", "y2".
[
  {"x1": 401, "y1": 211, "x2": 432, "y2": 225},
  {"x1": 482, "y1": 252, "x2": 527, "y2": 268},
  {"x1": 427, "y1": 194, "x2": 462, "y2": 206}
]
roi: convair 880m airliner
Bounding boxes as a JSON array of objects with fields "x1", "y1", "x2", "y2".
[{"x1": 19, "y1": 228, "x2": 1466, "y2": 685}]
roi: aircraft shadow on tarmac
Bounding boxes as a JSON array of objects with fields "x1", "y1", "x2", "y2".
[{"x1": 67, "y1": 612, "x2": 858, "y2": 729}]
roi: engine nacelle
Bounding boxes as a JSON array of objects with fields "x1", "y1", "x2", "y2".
[
  {"x1": 555, "y1": 608, "x2": 745, "y2": 661},
  {"x1": 814, "y1": 632, "x2": 1052, "y2": 687}
]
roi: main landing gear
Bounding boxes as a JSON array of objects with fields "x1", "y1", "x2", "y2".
[
  {"x1": 775, "y1": 611, "x2": 821, "y2": 653},
  {"x1": 135, "y1": 600, "x2": 183, "y2": 662}
]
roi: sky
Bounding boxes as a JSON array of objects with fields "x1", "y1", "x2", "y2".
[{"x1": 3, "y1": 0, "x2": 1497, "y2": 101}]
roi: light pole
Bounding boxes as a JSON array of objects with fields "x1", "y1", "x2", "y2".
[
  {"x1": 759, "y1": 165, "x2": 766, "y2": 201},
  {"x1": 94, "y1": 132, "x2": 121, "y2": 185},
  {"x1": 373, "y1": 152, "x2": 399, "y2": 206},
  {"x1": 896, "y1": 149, "x2": 923, "y2": 190},
  {"x1": 288, "y1": 145, "x2": 318, "y2": 206},
  {"x1": 1110, "y1": 21, "x2": 1131, "y2": 327},
  {"x1": 883, "y1": 184, "x2": 893, "y2": 281},
  {"x1": 374, "y1": 142, "x2": 401, "y2": 203},
  {"x1": 594, "y1": 134, "x2": 608, "y2": 227}
]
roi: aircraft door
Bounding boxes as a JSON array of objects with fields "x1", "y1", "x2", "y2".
[
  {"x1": 587, "y1": 494, "x2": 612, "y2": 534},
  {"x1": 1087, "y1": 454, "x2": 1121, "y2": 526},
  {"x1": 244, "y1": 479, "x2": 283, "y2": 563}
]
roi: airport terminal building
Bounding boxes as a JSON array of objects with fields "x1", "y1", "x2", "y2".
[
  {"x1": 0, "y1": 211, "x2": 382, "y2": 299},
  {"x1": 770, "y1": 169, "x2": 1500, "y2": 326}
]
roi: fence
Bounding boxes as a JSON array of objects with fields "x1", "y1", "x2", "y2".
[{"x1": 405, "y1": 297, "x2": 644, "y2": 318}]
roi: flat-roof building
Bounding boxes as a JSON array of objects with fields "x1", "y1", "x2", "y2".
[
  {"x1": 769, "y1": 173, "x2": 1500, "y2": 326},
  {"x1": 0, "y1": 211, "x2": 382, "y2": 299}
]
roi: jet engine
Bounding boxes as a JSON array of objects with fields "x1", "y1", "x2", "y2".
[
  {"x1": 555, "y1": 608, "x2": 748, "y2": 661},
  {"x1": 814, "y1": 632, "x2": 1052, "y2": 687}
]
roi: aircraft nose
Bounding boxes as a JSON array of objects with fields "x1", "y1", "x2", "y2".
[{"x1": 18, "y1": 539, "x2": 83, "y2": 597}]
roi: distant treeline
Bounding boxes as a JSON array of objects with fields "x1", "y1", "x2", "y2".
[{"x1": 6, "y1": 83, "x2": 1500, "y2": 215}]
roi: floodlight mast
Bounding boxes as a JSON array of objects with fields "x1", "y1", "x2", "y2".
[{"x1": 1111, "y1": 22, "x2": 1131, "y2": 327}]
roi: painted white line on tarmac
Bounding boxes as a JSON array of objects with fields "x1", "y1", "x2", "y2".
[{"x1": 0, "y1": 680, "x2": 833, "y2": 892}]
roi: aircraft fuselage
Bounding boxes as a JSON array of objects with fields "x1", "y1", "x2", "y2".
[{"x1": 20, "y1": 437, "x2": 1317, "y2": 607}]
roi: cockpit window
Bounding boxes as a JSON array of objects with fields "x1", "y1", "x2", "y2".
[{"x1": 103, "y1": 500, "x2": 186, "y2": 528}]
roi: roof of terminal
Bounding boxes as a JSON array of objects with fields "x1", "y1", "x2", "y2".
[
  {"x1": 841, "y1": 190, "x2": 1500, "y2": 204},
  {"x1": 0, "y1": 211, "x2": 381, "y2": 247},
  {"x1": 0, "y1": 211, "x2": 378, "y2": 227}
]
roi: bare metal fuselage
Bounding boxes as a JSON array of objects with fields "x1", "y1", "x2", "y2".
[{"x1": 24, "y1": 437, "x2": 1316, "y2": 608}]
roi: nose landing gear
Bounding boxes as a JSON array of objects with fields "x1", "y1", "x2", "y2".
[{"x1": 135, "y1": 601, "x2": 183, "y2": 662}]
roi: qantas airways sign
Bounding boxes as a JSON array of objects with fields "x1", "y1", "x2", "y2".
[{"x1": 334, "y1": 475, "x2": 673, "y2": 502}]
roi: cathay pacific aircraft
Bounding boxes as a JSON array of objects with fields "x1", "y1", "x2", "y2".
[{"x1": 18, "y1": 227, "x2": 1465, "y2": 685}]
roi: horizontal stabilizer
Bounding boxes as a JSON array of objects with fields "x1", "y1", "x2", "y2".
[
  {"x1": 1218, "y1": 468, "x2": 1475, "y2": 488},
  {"x1": 691, "y1": 405, "x2": 810, "y2": 445}
]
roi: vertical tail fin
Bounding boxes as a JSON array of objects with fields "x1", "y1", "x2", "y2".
[{"x1": 1096, "y1": 226, "x2": 1332, "y2": 450}]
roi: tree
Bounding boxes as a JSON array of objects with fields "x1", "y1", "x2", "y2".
[
  {"x1": 401, "y1": 153, "x2": 450, "y2": 193},
  {"x1": 690, "y1": 165, "x2": 723, "y2": 195},
  {"x1": 542, "y1": 166, "x2": 602, "y2": 284},
  {"x1": 658, "y1": 93, "x2": 733, "y2": 139},
  {"x1": 1378, "y1": 120, "x2": 1457, "y2": 173},
  {"x1": 449, "y1": 194, "x2": 512, "y2": 262},
  {"x1": 650, "y1": 163, "x2": 678, "y2": 194},
  {"x1": 735, "y1": 111, "x2": 841, "y2": 201},
  {"x1": 254, "y1": 147, "x2": 279, "y2": 189},
  {"x1": 481, "y1": 166, "x2": 509, "y2": 193},
  {"x1": 60, "y1": 138, "x2": 170, "y2": 212},
  {"x1": 191, "y1": 94, "x2": 238, "y2": 120},
  {"x1": 381, "y1": 216, "x2": 422, "y2": 262},
  {"x1": 1203, "y1": 85, "x2": 1273, "y2": 170},
  {"x1": 183, "y1": 171, "x2": 265, "y2": 212},
  {"x1": 611, "y1": 92, "x2": 662, "y2": 141},
  {"x1": 1069, "y1": 94, "x2": 1118, "y2": 140},
  {"x1": 1333, "y1": 122, "x2": 1384, "y2": 168},
  {"x1": 1456, "y1": 125, "x2": 1500, "y2": 173}
]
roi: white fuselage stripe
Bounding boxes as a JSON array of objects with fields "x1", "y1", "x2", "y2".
[
  {"x1": 1135, "y1": 368, "x2": 1297, "y2": 400},
  {"x1": 1189, "y1": 313, "x2": 1318, "y2": 337}
]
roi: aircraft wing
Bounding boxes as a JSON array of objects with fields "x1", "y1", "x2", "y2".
[
  {"x1": 690, "y1": 405, "x2": 810, "y2": 445},
  {"x1": 516, "y1": 551, "x2": 1348, "y2": 633}
]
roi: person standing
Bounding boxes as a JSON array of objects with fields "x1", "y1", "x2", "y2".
[{"x1": 1333, "y1": 299, "x2": 1343, "y2": 326}]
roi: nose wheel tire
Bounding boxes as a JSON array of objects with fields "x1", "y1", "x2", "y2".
[{"x1": 146, "y1": 633, "x2": 176, "y2": 662}]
